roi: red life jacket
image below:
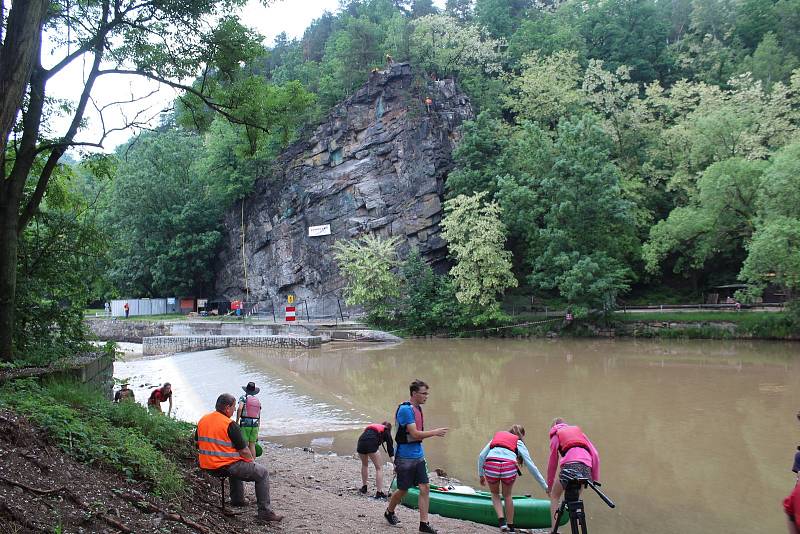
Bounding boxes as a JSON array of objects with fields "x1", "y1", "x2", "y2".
[
  {"x1": 556, "y1": 425, "x2": 591, "y2": 456},
  {"x1": 366, "y1": 423, "x2": 386, "y2": 434},
  {"x1": 489, "y1": 431, "x2": 519, "y2": 453},
  {"x1": 241, "y1": 394, "x2": 261, "y2": 423},
  {"x1": 395, "y1": 402, "x2": 424, "y2": 444}
]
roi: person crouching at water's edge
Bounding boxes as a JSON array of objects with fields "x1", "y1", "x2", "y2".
[
  {"x1": 384, "y1": 379, "x2": 448, "y2": 534},
  {"x1": 196, "y1": 393, "x2": 284, "y2": 523},
  {"x1": 546, "y1": 418, "x2": 600, "y2": 521},
  {"x1": 357, "y1": 421, "x2": 394, "y2": 498},
  {"x1": 478, "y1": 424, "x2": 548, "y2": 532},
  {"x1": 237, "y1": 381, "x2": 262, "y2": 458},
  {"x1": 147, "y1": 383, "x2": 172, "y2": 415}
]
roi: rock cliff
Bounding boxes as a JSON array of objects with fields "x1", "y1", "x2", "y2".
[{"x1": 215, "y1": 63, "x2": 473, "y2": 310}]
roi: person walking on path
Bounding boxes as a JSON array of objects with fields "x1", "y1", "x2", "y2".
[
  {"x1": 357, "y1": 421, "x2": 394, "y2": 499},
  {"x1": 546, "y1": 418, "x2": 600, "y2": 522},
  {"x1": 384, "y1": 379, "x2": 448, "y2": 534},
  {"x1": 478, "y1": 424, "x2": 548, "y2": 532},
  {"x1": 147, "y1": 383, "x2": 173, "y2": 415},
  {"x1": 237, "y1": 382, "x2": 262, "y2": 458},
  {"x1": 196, "y1": 393, "x2": 284, "y2": 523}
]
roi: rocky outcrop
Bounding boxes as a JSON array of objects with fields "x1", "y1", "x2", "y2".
[{"x1": 215, "y1": 63, "x2": 473, "y2": 305}]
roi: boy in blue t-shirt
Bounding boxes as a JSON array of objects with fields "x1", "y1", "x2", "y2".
[{"x1": 384, "y1": 379, "x2": 448, "y2": 534}]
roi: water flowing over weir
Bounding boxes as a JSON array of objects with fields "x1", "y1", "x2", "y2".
[{"x1": 116, "y1": 338, "x2": 800, "y2": 534}]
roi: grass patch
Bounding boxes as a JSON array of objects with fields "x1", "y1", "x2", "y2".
[{"x1": 0, "y1": 377, "x2": 195, "y2": 498}]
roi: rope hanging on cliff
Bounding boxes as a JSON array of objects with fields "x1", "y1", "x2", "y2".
[{"x1": 241, "y1": 201, "x2": 249, "y2": 305}]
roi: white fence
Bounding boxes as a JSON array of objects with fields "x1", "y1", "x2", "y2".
[{"x1": 110, "y1": 298, "x2": 178, "y2": 317}]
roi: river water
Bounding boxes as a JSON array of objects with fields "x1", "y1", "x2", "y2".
[{"x1": 115, "y1": 338, "x2": 800, "y2": 533}]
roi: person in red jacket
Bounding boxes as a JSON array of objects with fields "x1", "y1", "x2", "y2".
[{"x1": 785, "y1": 481, "x2": 800, "y2": 533}]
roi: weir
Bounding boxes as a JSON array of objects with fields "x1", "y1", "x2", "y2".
[{"x1": 142, "y1": 334, "x2": 323, "y2": 355}]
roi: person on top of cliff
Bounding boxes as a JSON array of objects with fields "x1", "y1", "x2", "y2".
[
  {"x1": 147, "y1": 382, "x2": 173, "y2": 416},
  {"x1": 385, "y1": 53, "x2": 394, "y2": 67},
  {"x1": 196, "y1": 393, "x2": 284, "y2": 523}
]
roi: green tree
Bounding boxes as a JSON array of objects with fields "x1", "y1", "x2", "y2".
[
  {"x1": 333, "y1": 234, "x2": 402, "y2": 321},
  {"x1": 0, "y1": 0, "x2": 283, "y2": 360},
  {"x1": 504, "y1": 50, "x2": 584, "y2": 127},
  {"x1": 739, "y1": 32, "x2": 799, "y2": 89},
  {"x1": 445, "y1": 112, "x2": 514, "y2": 197},
  {"x1": 440, "y1": 191, "x2": 517, "y2": 307},
  {"x1": 409, "y1": 14, "x2": 504, "y2": 78},
  {"x1": 528, "y1": 116, "x2": 634, "y2": 311},
  {"x1": 104, "y1": 129, "x2": 225, "y2": 297},
  {"x1": 474, "y1": 0, "x2": 532, "y2": 39},
  {"x1": 15, "y1": 163, "x2": 108, "y2": 363},
  {"x1": 740, "y1": 142, "x2": 800, "y2": 293},
  {"x1": 642, "y1": 158, "x2": 767, "y2": 277},
  {"x1": 580, "y1": 0, "x2": 674, "y2": 83}
]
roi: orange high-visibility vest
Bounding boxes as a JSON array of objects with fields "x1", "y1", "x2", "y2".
[{"x1": 197, "y1": 411, "x2": 245, "y2": 470}]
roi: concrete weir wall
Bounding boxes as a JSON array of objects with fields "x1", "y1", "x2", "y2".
[{"x1": 143, "y1": 335, "x2": 322, "y2": 355}]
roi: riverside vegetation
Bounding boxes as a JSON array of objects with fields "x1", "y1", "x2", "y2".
[{"x1": 4, "y1": 0, "x2": 800, "y2": 364}]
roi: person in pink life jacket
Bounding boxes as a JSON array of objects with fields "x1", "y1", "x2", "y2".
[
  {"x1": 546, "y1": 418, "x2": 600, "y2": 521},
  {"x1": 237, "y1": 382, "x2": 262, "y2": 458},
  {"x1": 356, "y1": 421, "x2": 394, "y2": 499},
  {"x1": 478, "y1": 424, "x2": 548, "y2": 533}
]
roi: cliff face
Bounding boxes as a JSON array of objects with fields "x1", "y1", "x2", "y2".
[{"x1": 215, "y1": 63, "x2": 473, "y2": 306}]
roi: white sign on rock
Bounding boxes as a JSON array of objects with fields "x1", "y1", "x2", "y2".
[{"x1": 308, "y1": 224, "x2": 331, "y2": 237}]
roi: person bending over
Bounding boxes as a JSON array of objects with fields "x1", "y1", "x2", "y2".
[
  {"x1": 357, "y1": 421, "x2": 394, "y2": 499},
  {"x1": 546, "y1": 418, "x2": 600, "y2": 522},
  {"x1": 478, "y1": 424, "x2": 548, "y2": 532}
]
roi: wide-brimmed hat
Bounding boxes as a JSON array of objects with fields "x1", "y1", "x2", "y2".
[{"x1": 242, "y1": 382, "x2": 260, "y2": 395}]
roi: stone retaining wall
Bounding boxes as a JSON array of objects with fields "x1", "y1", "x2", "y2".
[
  {"x1": 616, "y1": 321, "x2": 738, "y2": 336},
  {"x1": 143, "y1": 335, "x2": 323, "y2": 355},
  {"x1": 87, "y1": 319, "x2": 171, "y2": 342},
  {"x1": 87, "y1": 319, "x2": 314, "y2": 342},
  {"x1": 0, "y1": 353, "x2": 115, "y2": 399}
]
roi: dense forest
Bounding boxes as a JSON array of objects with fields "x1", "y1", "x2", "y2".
[{"x1": 6, "y1": 0, "x2": 800, "y2": 356}]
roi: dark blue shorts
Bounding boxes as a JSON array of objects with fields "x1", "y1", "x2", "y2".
[{"x1": 395, "y1": 457, "x2": 428, "y2": 490}]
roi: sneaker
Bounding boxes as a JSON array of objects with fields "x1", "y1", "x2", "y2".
[
  {"x1": 374, "y1": 491, "x2": 388, "y2": 500},
  {"x1": 384, "y1": 509, "x2": 400, "y2": 526},
  {"x1": 256, "y1": 510, "x2": 284, "y2": 522},
  {"x1": 500, "y1": 526, "x2": 510, "y2": 532},
  {"x1": 359, "y1": 484, "x2": 368, "y2": 494},
  {"x1": 419, "y1": 522, "x2": 438, "y2": 533}
]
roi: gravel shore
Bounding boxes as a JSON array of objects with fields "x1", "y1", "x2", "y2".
[{"x1": 251, "y1": 443, "x2": 549, "y2": 533}]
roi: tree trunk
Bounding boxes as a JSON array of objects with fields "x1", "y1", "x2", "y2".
[
  {"x1": 0, "y1": 192, "x2": 19, "y2": 361},
  {"x1": 0, "y1": 0, "x2": 49, "y2": 362}
]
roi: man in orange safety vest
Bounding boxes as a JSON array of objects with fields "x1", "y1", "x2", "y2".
[{"x1": 196, "y1": 393, "x2": 284, "y2": 523}]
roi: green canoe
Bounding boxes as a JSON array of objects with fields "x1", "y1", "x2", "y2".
[{"x1": 390, "y1": 480, "x2": 568, "y2": 529}]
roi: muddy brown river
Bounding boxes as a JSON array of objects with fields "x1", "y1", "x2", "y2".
[{"x1": 116, "y1": 338, "x2": 800, "y2": 533}]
